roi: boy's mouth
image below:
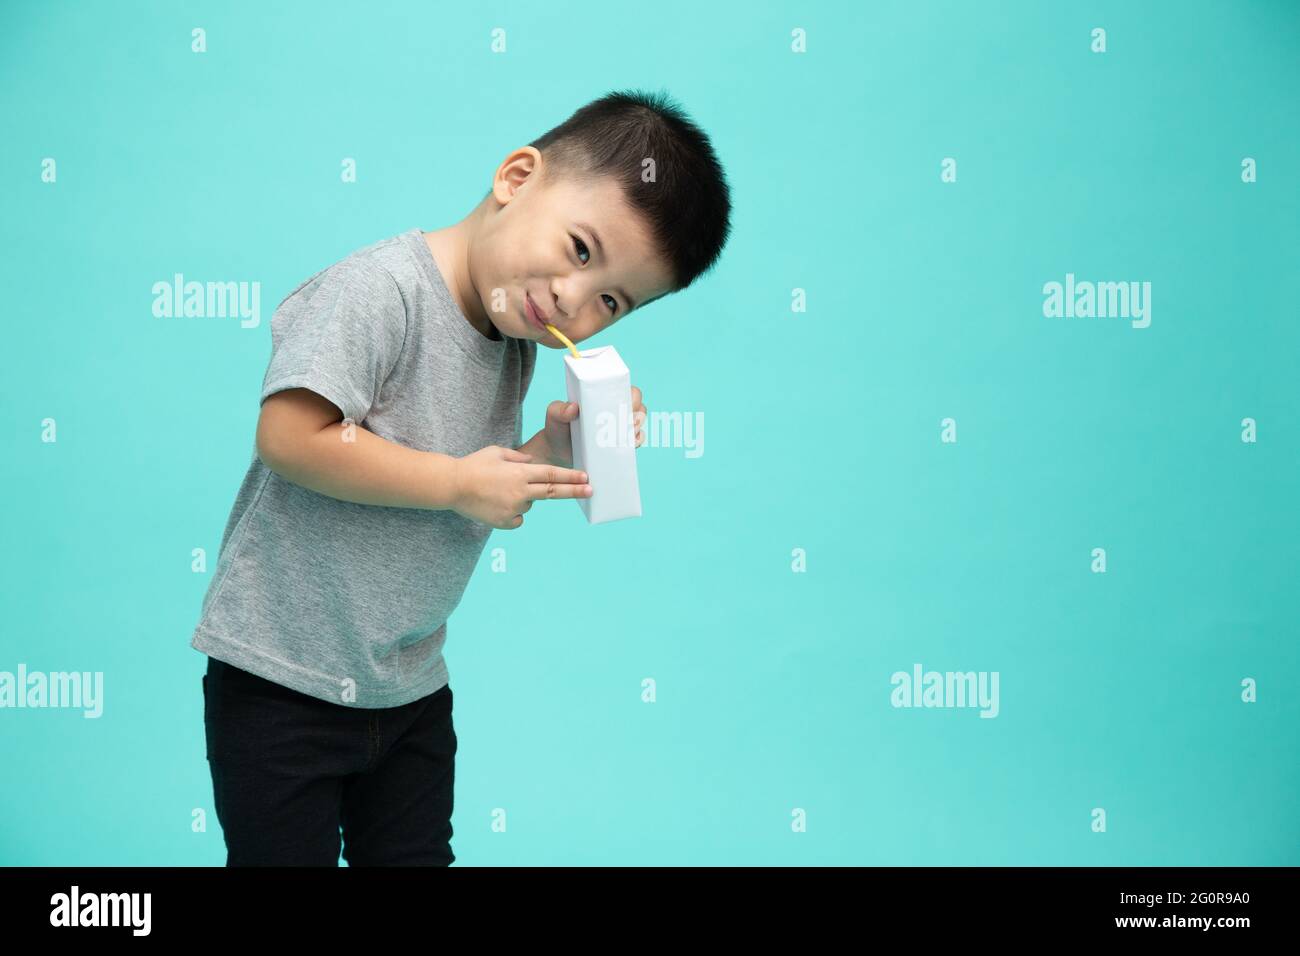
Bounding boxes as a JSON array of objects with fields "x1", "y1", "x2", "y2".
[{"x1": 524, "y1": 293, "x2": 549, "y2": 334}]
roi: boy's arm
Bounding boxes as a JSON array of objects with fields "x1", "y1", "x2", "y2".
[{"x1": 257, "y1": 388, "x2": 460, "y2": 510}]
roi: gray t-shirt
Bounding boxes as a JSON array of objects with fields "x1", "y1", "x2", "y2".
[{"x1": 190, "y1": 228, "x2": 536, "y2": 708}]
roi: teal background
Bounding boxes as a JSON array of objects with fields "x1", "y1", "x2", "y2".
[{"x1": 2, "y1": 0, "x2": 1297, "y2": 865}]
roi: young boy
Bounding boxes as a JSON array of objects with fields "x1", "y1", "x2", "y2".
[{"x1": 191, "y1": 89, "x2": 732, "y2": 866}]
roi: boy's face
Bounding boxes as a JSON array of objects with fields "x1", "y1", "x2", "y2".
[{"x1": 470, "y1": 147, "x2": 675, "y2": 349}]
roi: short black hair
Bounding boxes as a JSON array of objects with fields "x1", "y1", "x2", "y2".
[{"x1": 523, "y1": 89, "x2": 733, "y2": 303}]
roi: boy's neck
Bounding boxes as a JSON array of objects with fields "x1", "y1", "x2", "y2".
[{"x1": 423, "y1": 214, "x2": 501, "y2": 342}]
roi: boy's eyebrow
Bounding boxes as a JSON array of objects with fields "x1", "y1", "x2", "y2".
[{"x1": 575, "y1": 220, "x2": 637, "y2": 312}]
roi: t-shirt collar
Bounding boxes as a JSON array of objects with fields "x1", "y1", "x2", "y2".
[{"x1": 406, "y1": 228, "x2": 508, "y2": 370}]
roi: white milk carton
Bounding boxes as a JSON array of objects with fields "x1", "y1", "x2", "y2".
[{"x1": 562, "y1": 345, "x2": 642, "y2": 524}]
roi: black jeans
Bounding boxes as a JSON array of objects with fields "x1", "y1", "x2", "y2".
[{"x1": 202, "y1": 655, "x2": 456, "y2": 866}]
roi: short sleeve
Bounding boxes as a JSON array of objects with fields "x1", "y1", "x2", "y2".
[{"x1": 260, "y1": 259, "x2": 408, "y2": 425}]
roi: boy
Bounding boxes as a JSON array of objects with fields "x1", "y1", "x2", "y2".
[{"x1": 191, "y1": 89, "x2": 733, "y2": 866}]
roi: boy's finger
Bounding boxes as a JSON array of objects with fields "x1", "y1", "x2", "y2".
[
  {"x1": 526, "y1": 481, "x2": 593, "y2": 501},
  {"x1": 524, "y1": 463, "x2": 588, "y2": 485}
]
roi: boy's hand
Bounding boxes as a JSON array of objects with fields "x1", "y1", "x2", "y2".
[
  {"x1": 451, "y1": 445, "x2": 591, "y2": 530},
  {"x1": 539, "y1": 386, "x2": 647, "y2": 468},
  {"x1": 539, "y1": 399, "x2": 581, "y2": 468},
  {"x1": 631, "y1": 385, "x2": 646, "y2": 447}
]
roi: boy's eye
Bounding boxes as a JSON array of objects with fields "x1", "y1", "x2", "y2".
[
  {"x1": 572, "y1": 235, "x2": 590, "y2": 264},
  {"x1": 572, "y1": 235, "x2": 619, "y2": 315}
]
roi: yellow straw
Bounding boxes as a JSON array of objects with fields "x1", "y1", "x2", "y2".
[{"x1": 546, "y1": 323, "x2": 582, "y2": 359}]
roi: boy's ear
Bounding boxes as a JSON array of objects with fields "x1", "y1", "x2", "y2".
[{"x1": 492, "y1": 146, "x2": 544, "y2": 205}]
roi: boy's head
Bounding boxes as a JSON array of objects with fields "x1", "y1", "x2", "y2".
[{"x1": 467, "y1": 89, "x2": 733, "y2": 348}]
